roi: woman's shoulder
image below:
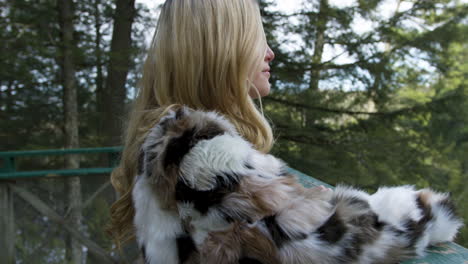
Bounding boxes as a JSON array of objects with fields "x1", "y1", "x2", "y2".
[
  {"x1": 138, "y1": 106, "x2": 286, "y2": 189},
  {"x1": 141, "y1": 107, "x2": 254, "y2": 171},
  {"x1": 143, "y1": 106, "x2": 242, "y2": 151}
]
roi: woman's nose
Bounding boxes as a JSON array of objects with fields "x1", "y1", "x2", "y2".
[{"x1": 265, "y1": 46, "x2": 275, "y2": 62}]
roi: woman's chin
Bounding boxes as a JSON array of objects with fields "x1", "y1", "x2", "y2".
[{"x1": 249, "y1": 84, "x2": 271, "y2": 99}]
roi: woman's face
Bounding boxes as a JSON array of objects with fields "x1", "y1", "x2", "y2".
[{"x1": 250, "y1": 45, "x2": 275, "y2": 98}]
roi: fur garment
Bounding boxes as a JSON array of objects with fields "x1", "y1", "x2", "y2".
[{"x1": 132, "y1": 107, "x2": 463, "y2": 264}]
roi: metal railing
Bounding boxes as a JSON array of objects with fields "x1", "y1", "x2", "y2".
[
  {"x1": 0, "y1": 147, "x2": 122, "y2": 264},
  {"x1": 0, "y1": 147, "x2": 122, "y2": 179}
]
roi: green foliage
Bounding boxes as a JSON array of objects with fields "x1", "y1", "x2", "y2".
[{"x1": 262, "y1": 0, "x2": 468, "y2": 246}]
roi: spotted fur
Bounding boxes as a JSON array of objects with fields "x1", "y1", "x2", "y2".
[{"x1": 132, "y1": 107, "x2": 463, "y2": 264}]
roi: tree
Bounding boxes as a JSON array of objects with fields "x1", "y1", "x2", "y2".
[
  {"x1": 101, "y1": 0, "x2": 136, "y2": 147},
  {"x1": 57, "y1": 0, "x2": 82, "y2": 263}
]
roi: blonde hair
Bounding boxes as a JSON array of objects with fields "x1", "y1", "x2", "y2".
[{"x1": 108, "y1": 0, "x2": 274, "y2": 247}]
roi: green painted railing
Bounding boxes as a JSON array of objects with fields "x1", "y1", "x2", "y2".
[
  {"x1": 0, "y1": 147, "x2": 467, "y2": 263},
  {"x1": 0, "y1": 147, "x2": 122, "y2": 179}
]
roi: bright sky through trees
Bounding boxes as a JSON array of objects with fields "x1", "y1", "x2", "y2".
[{"x1": 136, "y1": 0, "x2": 423, "y2": 71}]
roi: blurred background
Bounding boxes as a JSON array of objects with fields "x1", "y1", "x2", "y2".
[{"x1": 0, "y1": 0, "x2": 467, "y2": 263}]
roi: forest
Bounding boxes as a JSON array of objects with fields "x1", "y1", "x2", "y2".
[{"x1": 0, "y1": 0, "x2": 467, "y2": 263}]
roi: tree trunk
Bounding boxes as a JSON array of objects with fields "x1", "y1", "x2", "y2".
[
  {"x1": 94, "y1": 0, "x2": 105, "y2": 137},
  {"x1": 304, "y1": 0, "x2": 329, "y2": 128},
  {"x1": 309, "y1": 0, "x2": 329, "y2": 92},
  {"x1": 58, "y1": 0, "x2": 82, "y2": 263},
  {"x1": 0, "y1": 183, "x2": 14, "y2": 264},
  {"x1": 102, "y1": 0, "x2": 136, "y2": 147},
  {"x1": 370, "y1": 0, "x2": 402, "y2": 109}
]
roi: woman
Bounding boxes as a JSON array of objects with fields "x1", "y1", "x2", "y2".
[
  {"x1": 109, "y1": 0, "x2": 274, "y2": 251},
  {"x1": 108, "y1": 0, "x2": 461, "y2": 263}
]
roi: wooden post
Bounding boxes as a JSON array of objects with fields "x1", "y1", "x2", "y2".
[{"x1": 0, "y1": 182, "x2": 15, "y2": 264}]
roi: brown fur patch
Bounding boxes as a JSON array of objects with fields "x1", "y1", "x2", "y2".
[
  {"x1": 154, "y1": 165, "x2": 179, "y2": 210},
  {"x1": 201, "y1": 224, "x2": 243, "y2": 264},
  {"x1": 240, "y1": 224, "x2": 281, "y2": 264},
  {"x1": 417, "y1": 190, "x2": 432, "y2": 207},
  {"x1": 219, "y1": 174, "x2": 300, "y2": 223},
  {"x1": 201, "y1": 222, "x2": 280, "y2": 264}
]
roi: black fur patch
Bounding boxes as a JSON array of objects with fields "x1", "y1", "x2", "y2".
[
  {"x1": 416, "y1": 195, "x2": 433, "y2": 223},
  {"x1": 278, "y1": 166, "x2": 289, "y2": 177},
  {"x1": 438, "y1": 197, "x2": 457, "y2": 218},
  {"x1": 175, "y1": 108, "x2": 186, "y2": 120},
  {"x1": 349, "y1": 213, "x2": 379, "y2": 229},
  {"x1": 404, "y1": 196, "x2": 433, "y2": 247},
  {"x1": 145, "y1": 151, "x2": 158, "y2": 178},
  {"x1": 162, "y1": 123, "x2": 225, "y2": 170},
  {"x1": 244, "y1": 162, "x2": 254, "y2": 170},
  {"x1": 347, "y1": 197, "x2": 371, "y2": 210},
  {"x1": 403, "y1": 219, "x2": 421, "y2": 247},
  {"x1": 175, "y1": 174, "x2": 239, "y2": 215},
  {"x1": 138, "y1": 150, "x2": 145, "y2": 175},
  {"x1": 147, "y1": 139, "x2": 163, "y2": 150},
  {"x1": 372, "y1": 213, "x2": 386, "y2": 230},
  {"x1": 219, "y1": 210, "x2": 235, "y2": 223},
  {"x1": 389, "y1": 226, "x2": 406, "y2": 236},
  {"x1": 163, "y1": 127, "x2": 196, "y2": 169},
  {"x1": 141, "y1": 246, "x2": 148, "y2": 264},
  {"x1": 264, "y1": 214, "x2": 297, "y2": 248},
  {"x1": 342, "y1": 233, "x2": 365, "y2": 261},
  {"x1": 344, "y1": 212, "x2": 383, "y2": 261},
  {"x1": 194, "y1": 122, "x2": 225, "y2": 141},
  {"x1": 158, "y1": 116, "x2": 173, "y2": 134},
  {"x1": 238, "y1": 257, "x2": 264, "y2": 264},
  {"x1": 176, "y1": 234, "x2": 197, "y2": 263},
  {"x1": 317, "y1": 212, "x2": 347, "y2": 243}
]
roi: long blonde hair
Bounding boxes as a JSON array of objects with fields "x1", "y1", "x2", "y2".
[{"x1": 108, "y1": 0, "x2": 274, "y2": 247}]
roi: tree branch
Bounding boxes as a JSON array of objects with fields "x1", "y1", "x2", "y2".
[
  {"x1": 265, "y1": 92, "x2": 458, "y2": 117},
  {"x1": 265, "y1": 96, "x2": 384, "y2": 116}
]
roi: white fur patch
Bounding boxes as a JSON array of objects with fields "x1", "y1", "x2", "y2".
[
  {"x1": 248, "y1": 153, "x2": 286, "y2": 178},
  {"x1": 179, "y1": 134, "x2": 253, "y2": 190},
  {"x1": 191, "y1": 209, "x2": 231, "y2": 245},
  {"x1": 419, "y1": 190, "x2": 464, "y2": 244},
  {"x1": 132, "y1": 176, "x2": 183, "y2": 264},
  {"x1": 370, "y1": 186, "x2": 421, "y2": 229}
]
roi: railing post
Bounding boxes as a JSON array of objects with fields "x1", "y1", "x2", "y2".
[{"x1": 0, "y1": 156, "x2": 15, "y2": 264}]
